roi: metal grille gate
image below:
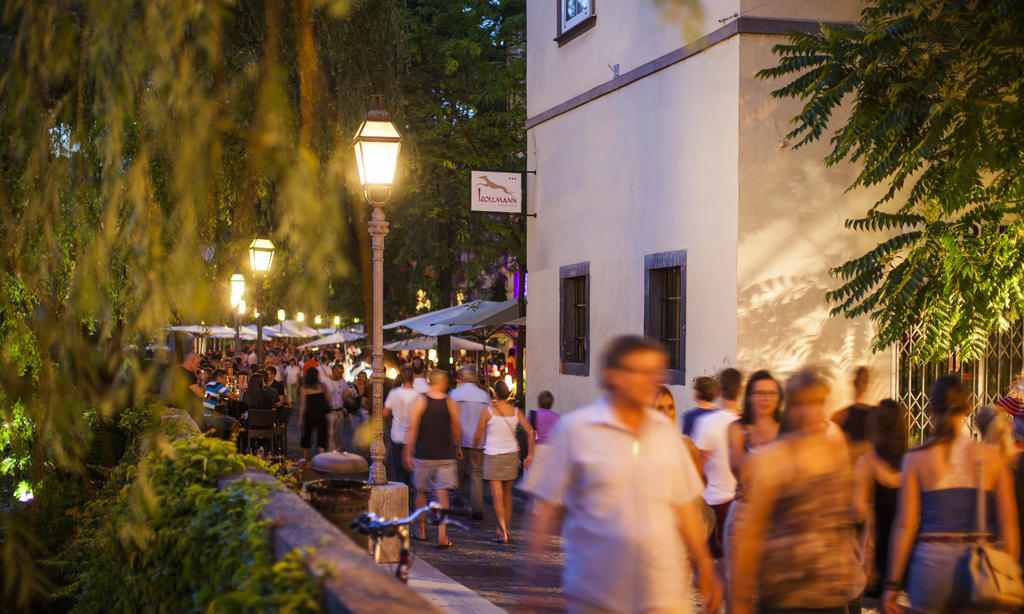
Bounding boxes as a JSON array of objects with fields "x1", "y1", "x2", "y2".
[{"x1": 894, "y1": 321, "x2": 1024, "y2": 444}]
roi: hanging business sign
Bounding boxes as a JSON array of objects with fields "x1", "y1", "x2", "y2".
[{"x1": 470, "y1": 171, "x2": 522, "y2": 213}]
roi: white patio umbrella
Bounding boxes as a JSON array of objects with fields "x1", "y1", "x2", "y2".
[
  {"x1": 441, "y1": 298, "x2": 523, "y2": 328},
  {"x1": 384, "y1": 336, "x2": 501, "y2": 352},
  {"x1": 297, "y1": 330, "x2": 366, "y2": 349},
  {"x1": 383, "y1": 302, "x2": 480, "y2": 337}
]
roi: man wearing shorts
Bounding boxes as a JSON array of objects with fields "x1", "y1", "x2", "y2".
[{"x1": 403, "y1": 369, "x2": 462, "y2": 547}]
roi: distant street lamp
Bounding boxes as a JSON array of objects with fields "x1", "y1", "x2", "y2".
[
  {"x1": 354, "y1": 95, "x2": 401, "y2": 486},
  {"x1": 278, "y1": 309, "x2": 286, "y2": 335},
  {"x1": 315, "y1": 314, "x2": 322, "y2": 326},
  {"x1": 249, "y1": 237, "x2": 275, "y2": 364},
  {"x1": 333, "y1": 315, "x2": 341, "y2": 329},
  {"x1": 297, "y1": 311, "x2": 305, "y2": 323},
  {"x1": 229, "y1": 274, "x2": 245, "y2": 357}
]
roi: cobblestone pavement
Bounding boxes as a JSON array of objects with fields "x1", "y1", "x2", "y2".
[{"x1": 408, "y1": 490, "x2": 565, "y2": 613}]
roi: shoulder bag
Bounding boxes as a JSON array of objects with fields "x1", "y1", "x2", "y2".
[{"x1": 961, "y1": 446, "x2": 1024, "y2": 609}]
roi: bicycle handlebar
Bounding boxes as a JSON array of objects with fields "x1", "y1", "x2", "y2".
[{"x1": 349, "y1": 502, "x2": 469, "y2": 537}]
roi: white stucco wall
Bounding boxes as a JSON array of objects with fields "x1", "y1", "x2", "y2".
[
  {"x1": 735, "y1": 33, "x2": 892, "y2": 410},
  {"x1": 527, "y1": 0, "x2": 738, "y2": 116},
  {"x1": 526, "y1": 37, "x2": 740, "y2": 416}
]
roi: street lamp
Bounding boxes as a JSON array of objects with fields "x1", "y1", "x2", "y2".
[
  {"x1": 278, "y1": 309, "x2": 286, "y2": 335},
  {"x1": 249, "y1": 237, "x2": 275, "y2": 364},
  {"x1": 296, "y1": 311, "x2": 304, "y2": 323},
  {"x1": 229, "y1": 274, "x2": 245, "y2": 358},
  {"x1": 315, "y1": 314, "x2": 322, "y2": 326},
  {"x1": 333, "y1": 315, "x2": 341, "y2": 329},
  {"x1": 354, "y1": 95, "x2": 401, "y2": 486}
]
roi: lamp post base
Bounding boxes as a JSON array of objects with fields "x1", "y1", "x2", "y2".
[{"x1": 368, "y1": 481, "x2": 409, "y2": 563}]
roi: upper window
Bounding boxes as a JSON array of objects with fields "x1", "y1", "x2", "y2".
[
  {"x1": 557, "y1": 0, "x2": 596, "y2": 43},
  {"x1": 559, "y1": 262, "x2": 590, "y2": 376},
  {"x1": 644, "y1": 251, "x2": 686, "y2": 384}
]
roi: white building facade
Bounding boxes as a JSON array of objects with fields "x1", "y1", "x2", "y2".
[{"x1": 524, "y1": 0, "x2": 897, "y2": 416}]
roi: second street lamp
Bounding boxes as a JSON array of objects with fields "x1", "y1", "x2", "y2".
[
  {"x1": 249, "y1": 237, "x2": 275, "y2": 364},
  {"x1": 229, "y1": 274, "x2": 245, "y2": 358},
  {"x1": 354, "y1": 95, "x2": 401, "y2": 487}
]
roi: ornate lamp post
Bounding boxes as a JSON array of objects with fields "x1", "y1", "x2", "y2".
[
  {"x1": 230, "y1": 274, "x2": 245, "y2": 357},
  {"x1": 354, "y1": 95, "x2": 401, "y2": 486},
  {"x1": 249, "y1": 237, "x2": 275, "y2": 364}
]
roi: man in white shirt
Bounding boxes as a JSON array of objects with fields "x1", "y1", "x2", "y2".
[
  {"x1": 411, "y1": 356, "x2": 430, "y2": 394},
  {"x1": 448, "y1": 364, "x2": 490, "y2": 519},
  {"x1": 693, "y1": 367, "x2": 742, "y2": 559},
  {"x1": 526, "y1": 336, "x2": 721, "y2": 613},
  {"x1": 323, "y1": 364, "x2": 352, "y2": 451},
  {"x1": 384, "y1": 365, "x2": 420, "y2": 486}
]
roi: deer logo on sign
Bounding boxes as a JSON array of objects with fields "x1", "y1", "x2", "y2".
[{"x1": 476, "y1": 175, "x2": 514, "y2": 196}]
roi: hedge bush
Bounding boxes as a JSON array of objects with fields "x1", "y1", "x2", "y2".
[{"x1": 57, "y1": 432, "x2": 323, "y2": 613}]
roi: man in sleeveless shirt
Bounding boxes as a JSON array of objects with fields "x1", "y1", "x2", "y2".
[{"x1": 404, "y1": 369, "x2": 463, "y2": 547}]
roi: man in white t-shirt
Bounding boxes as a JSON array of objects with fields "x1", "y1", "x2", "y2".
[
  {"x1": 525, "y1": 336, "x2": 721, "y2": 613},
  {"x1": 410, "y1": 356, "x2": 430, "y2": 394},
  {"x1": 693, "y1": 367, "x2": 742, "y2": 559},
  {"x1": 448, "y1": 364, "x2": 490, "y2": 519},
  {"x1": 323, "y1": 364, "x2": 352, "y2": 451},
  {"x1": 384, "y1": 365, "x2": 420, "y2": 486}
]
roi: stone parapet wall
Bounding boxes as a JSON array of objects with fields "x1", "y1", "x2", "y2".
[{"x1": 218, "y1": 470, "x2": 440, "y2": 614}]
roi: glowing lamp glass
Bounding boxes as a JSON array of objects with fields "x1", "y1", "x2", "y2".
[{"x1": 248, "y1": 238, "x2": 275, "y2": 273}]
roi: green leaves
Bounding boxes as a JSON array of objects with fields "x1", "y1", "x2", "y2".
[
  {"x1": 761, "y1": 0, "x2": 1024, "y2": 363},
  {"x1": 65, "y1": 435, "x2": 322, "y2": 614}
]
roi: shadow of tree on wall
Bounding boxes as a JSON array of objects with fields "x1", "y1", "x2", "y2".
[{"x1": 737, "y1": 275, "x2": 879, "y2": 382}]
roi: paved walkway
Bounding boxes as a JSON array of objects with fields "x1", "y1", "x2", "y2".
[{"x1": 408, "y1": 489, "x2": 565, "y2": 613}]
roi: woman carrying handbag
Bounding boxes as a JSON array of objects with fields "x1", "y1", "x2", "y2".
[{"x1": 882, "y1": 375, "x2": 1022, "y2": 613}]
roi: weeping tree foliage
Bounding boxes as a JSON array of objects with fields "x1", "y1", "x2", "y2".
[
  {"x1": 0, "y1": 0, "x2": 404, "y2": 608},
  {"x1": 759, "y1": 0, "x2": 1024, "y2": 363}
]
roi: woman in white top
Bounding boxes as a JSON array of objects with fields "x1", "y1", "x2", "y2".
[{"x1": 473, "y1": 381, "x2": 534, "y2": 544}]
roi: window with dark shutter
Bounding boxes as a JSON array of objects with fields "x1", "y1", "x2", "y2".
[
  {"x1": 644, "y1": 251, "x2": 686, "y2": 384},
  {"x1": 559, "y1": 262, "x2": 590, "y2": 376}
]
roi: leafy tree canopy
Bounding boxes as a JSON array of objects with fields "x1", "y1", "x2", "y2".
[{"x1": 759, "y1": 0, "x2": 1024, "y2": 363}]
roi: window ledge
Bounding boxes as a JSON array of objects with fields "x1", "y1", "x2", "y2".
[
  {"x1": 561, "y1": 361, "x2": 590, "y2": 377},
  {"x1": 555, "y1": 14, "x2": 597, "y2": 47}
]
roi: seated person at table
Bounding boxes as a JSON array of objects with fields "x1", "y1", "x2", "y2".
[
  {"x1": 265, "y1": 365, "x2": 287, "y2": 401},
  {"x1": 202, "y1": 369, "x2": 240, "y2": 439},
  {"x1": 243, "y1": 372, "x2": 279, "y2": 411}
]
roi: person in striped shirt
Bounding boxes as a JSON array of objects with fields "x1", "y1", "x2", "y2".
[{"x1": 204, "y1": 369, "x2": 238, "y2": 412}]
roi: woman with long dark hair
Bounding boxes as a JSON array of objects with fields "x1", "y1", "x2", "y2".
[
  {"x1": 724, "y1": 371, "x2": 782, "y2": 571},
  {"x1": 882, "y1": 375, "x2": 1020, "y2": 613},
  {"x1": 852, "y1": 399, "x2": 907, "y2": 598},
  {"x1": 298, "y1": 366, "x2": 330, "y2": 461}
]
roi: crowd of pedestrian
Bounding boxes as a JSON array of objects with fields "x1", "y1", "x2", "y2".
[{"x1": 522, "y1": 335, "x2": 1024, "y2": 614}]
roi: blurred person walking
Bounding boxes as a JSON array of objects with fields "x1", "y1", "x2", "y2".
[
  {"x1": 323, "y1": 364, "x2": 352, "y2": 452},
  {"x1": 882, "y1": 376, "x2": 1019, "y2": 613},
  {"x1": 404, "y1": 369, "x2": 462, "y2": 548},
  {"x1": 682, "y1": 376, "x2": 720, "y2": 437},
  {"x1": 724, "y1": 370, "x2": 782, "y2": 567},
  {"x1": 474, "y1": 380, "x2": 534, "y2": 544},
  {"x1": 693, "y1": 368, "x2": 742, "y2": 559},
  {"x1": 285, "y1": 358, "x2": 300, "y2": 405},
  {"x1": 524, "y1": 336, "x2": 721, "y2": 614},
  {"x1": 521, "y1": 390, "x2": 562, "y2": 495},
  {"x1": 450, "y1": 364, "x2": 490, "y2": 520},
  {"x1": 732, "y1": 368, "x2": 864, "y2": 614},
  {"x1": 978, "y1": 403, "x2": 1024, "y2": 568},
  {"x1": 298, "y1": 368, "x2": 330, "y2": 461},
  {"x1": 833, "y1": 366, "x2": 873, "y2": 460},
  {"x1": 384, "y1": 366, "x2": 419, "y2": 486},
  {"x1": 852, "y1": 399, "x2": 907, "y2": 598}
]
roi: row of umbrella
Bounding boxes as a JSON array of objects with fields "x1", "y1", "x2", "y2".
[{"x1": 165, "y1": 298, "x2": 522, "y2": 352}]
